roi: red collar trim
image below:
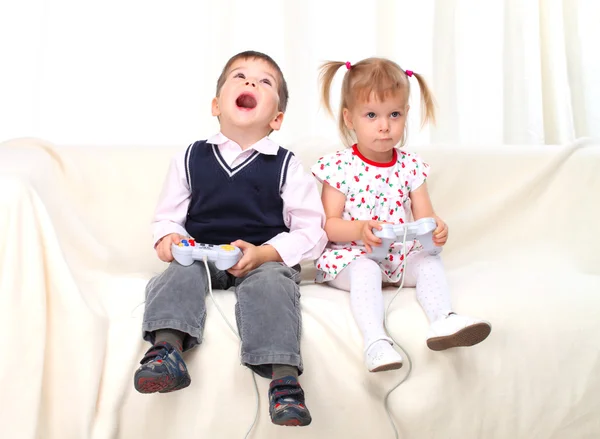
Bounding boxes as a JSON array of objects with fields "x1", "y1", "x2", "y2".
[{"x1": 352, "y1": 144, "x2": 397, "y2": 168}]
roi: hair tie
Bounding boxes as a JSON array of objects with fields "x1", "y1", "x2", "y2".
[
  {"x1": 345, "y1": 61, "x2": 352, "y2": 70},
  {"x1": 405, "y1": 70, "x2": 413, "y2": 77}
]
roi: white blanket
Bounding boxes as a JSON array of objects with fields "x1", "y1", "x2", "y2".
[{"x1": 1, "y1": 137, "x2": 599, "y2": 439}]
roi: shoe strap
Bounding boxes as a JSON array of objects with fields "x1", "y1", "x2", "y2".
[
  {"x1": 140, "y1": 343, "x2": 170, "y2": 365},
  {"x1": 269, "y1": 378, "x2": 306, "y2": 404},
  {"x1": 364, "y1": 337, "x2": 394, "y2": 354}
]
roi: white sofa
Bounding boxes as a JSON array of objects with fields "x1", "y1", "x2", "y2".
[{"x1": 1, "y1": 137, "x2": 599, "y2": 439}]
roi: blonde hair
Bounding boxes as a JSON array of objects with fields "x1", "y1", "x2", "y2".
[{"x1": 319, "y1": 57, "x2": 436, "y2": 146}]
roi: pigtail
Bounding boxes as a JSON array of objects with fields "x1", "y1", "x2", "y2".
[
  {"x1": 319, "y1": 61, "x2": 346, "y2": 118},
  {"x1": 318, "y1": 58, "x2": 436, "y2": 147},
  {"x1": 412, "y1": 72, "x2": 437, "y2": 127}
]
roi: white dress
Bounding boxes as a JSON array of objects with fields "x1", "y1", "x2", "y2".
[{"x1": 311, "y1": 144, "x2": 430, "y2": 283}]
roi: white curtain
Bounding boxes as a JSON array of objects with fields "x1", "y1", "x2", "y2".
[{"x1": 1, "y1": 0, "x2": 598, "y2": 147}]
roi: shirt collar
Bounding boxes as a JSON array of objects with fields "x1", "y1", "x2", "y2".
[{"x1": 206, "y1": 132, "x2": 279, "y2": 155}]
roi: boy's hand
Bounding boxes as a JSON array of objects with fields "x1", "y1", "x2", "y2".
[
  {"x1": 432, "y1": 216, "x2": 449, "y2": 246},
  {"x1": 360, "y1": 220, "x2": 386, "y2": 253},
  {"x1": 227, "y1": 240, "x2": 271, "y2": 278},
  {"x1": 156, "y1": 233, "x2": 187, "y2": 262}
]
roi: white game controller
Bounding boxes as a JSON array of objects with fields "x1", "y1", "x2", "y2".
[
  {"x1": 171, "y1": 238, "x2": 242, "y2": 270},
  {"x1": 368, "y1": 217, "x2": 442, "y2": 261}
]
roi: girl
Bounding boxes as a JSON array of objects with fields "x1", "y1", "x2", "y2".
[{"x1": 311, "y1": 58, "x2": 491, "y2": 372}]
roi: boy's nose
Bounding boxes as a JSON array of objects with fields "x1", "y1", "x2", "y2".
[
  {"x1": 379, "y1": 121, "x2": 390, "y2": 132},
  {"x1": 245, "y1": 81, "x2": 256, "y2": 88}
]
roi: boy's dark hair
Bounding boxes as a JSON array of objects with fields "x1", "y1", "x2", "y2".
[{"x1": 216, "y1": 50, "x2": 289, "y2": 113}]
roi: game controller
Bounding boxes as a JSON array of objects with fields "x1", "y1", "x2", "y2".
[
  {"x1": 368, "y1": 217, "x2": 442, "y2": 261},
  {"x1": 171, "y1": 238, "x2": 242, "y2": 270}
]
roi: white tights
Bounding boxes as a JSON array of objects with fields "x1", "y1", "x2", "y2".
[{"x1": 328, "y1": 251, "x2": 453, "y2": 350}]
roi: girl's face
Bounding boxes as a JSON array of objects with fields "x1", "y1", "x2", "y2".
[{"x1": 343, "y1": 90, "x2": 409, "y2": 162}]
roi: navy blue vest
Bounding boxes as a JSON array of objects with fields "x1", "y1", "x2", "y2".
[{"x1": 184, "y1": 140, "x2": 293, "y2": 246}]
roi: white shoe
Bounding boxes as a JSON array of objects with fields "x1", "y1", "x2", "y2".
[
  {"x1": 426, "y1": 313, "x2": 491, "y2": 351},
  {"x1": 365, "y1": 340, "x2": 403, "y2": 372}
]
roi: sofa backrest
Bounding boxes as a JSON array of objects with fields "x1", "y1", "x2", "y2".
[{"x1": 1, "y1": 137, "x2": 598, "y2": 277}]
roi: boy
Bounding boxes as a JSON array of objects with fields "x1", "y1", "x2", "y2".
[{"x1": 134, "y1": 51, "x2": 327, "y2": 427}]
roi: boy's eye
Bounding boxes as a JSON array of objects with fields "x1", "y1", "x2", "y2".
[
  {"x1": 234, "y1": 73, "x2": 245, "y2": 79},
  {"x1": 367, "y1": 112, "x2": 376, "y2": 119},
  {"x1": 261, "y1": 79, "x2": 272, "y2": 86},
  {"x1": 391, "y1": 111, "x2": 401, "y2": 118}
]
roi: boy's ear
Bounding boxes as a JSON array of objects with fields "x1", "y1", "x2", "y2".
[
  {"x1": 269, "y1": 111, "x2": 285, "y2": 131},
  {"x1": 342, "y1": 108, "x2": 353, "y2": 130},
  {"x1": 211, "y1": 97, "x2": 221, "y2": 117}
]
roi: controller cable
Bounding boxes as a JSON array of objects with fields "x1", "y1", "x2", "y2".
[
  {"x1": 201, "y1": 256, "x2": 260, "y2": 439},
  {"x1": 382, "y1": 226, "x2": 412, "y2": 439},
  {"x1": 201, "y1": 226, "x2": 411, "y2": 439}
]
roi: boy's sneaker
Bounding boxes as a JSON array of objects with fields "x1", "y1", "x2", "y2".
[
  {"x1": 269, "y1": 376, "x2": 312, "y2": 427},
  {"x1": 134, "y1": 341, "x2": 191, "y2": 393},
  {"x1": 426, "y1": 313, "x2": 492, "y2": 351}
]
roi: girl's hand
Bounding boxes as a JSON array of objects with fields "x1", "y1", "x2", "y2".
[
  {"x1": 433, "y1": 216, "x2": 448, "y2": 246},
  {"x1": 360, "y1": 220, "x2": 386, "y2": 253}
]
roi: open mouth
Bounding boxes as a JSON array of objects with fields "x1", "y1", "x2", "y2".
[{"x1": 236, "y1": 93, "x2": 257, "y2": 110}]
